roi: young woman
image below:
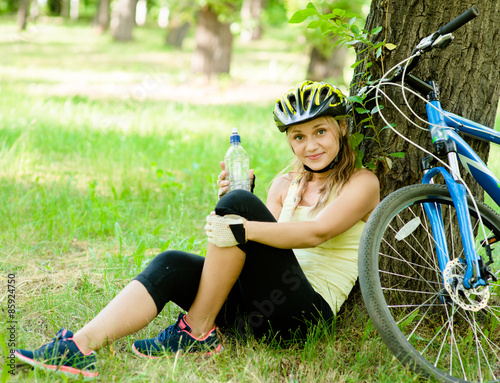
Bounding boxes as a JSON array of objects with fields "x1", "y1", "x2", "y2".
[{"x1": 15, "y1": 81, "x2": 380, "y2": 378}]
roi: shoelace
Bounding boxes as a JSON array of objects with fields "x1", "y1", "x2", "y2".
[
  {"x1": 44, "y1": 329, "x2": 70, "y2": 347},
  {"x1": 157, "y1": 320, "x2": 182, "y2": 343}
]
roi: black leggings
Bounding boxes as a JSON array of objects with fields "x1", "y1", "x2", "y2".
[{"x1": 134, "y1": 190, "x2": 333, "y2": 341}]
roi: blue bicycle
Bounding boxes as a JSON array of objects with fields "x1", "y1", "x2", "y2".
[{"x1": 358, "y1": 7, "x2": 500, "y2": 382}]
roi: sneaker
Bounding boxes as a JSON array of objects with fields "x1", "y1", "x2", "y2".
[
  {"x1": 15, "y1": 328, "x2": 98, "y2": 379},
  {"x1": 132, "y1": 313, "x2": 222, "y2": 358}
]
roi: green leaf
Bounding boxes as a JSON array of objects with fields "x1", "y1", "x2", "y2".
[
  {"x1": 354, "y1": 150, "x2": 364, "y2": 169},
  {"x1": 346, "y1": 40, "x2": 361, "y2": 46},
  {"x1": 376, "y1": 46, "x2": 383, "y2": 59},
  {"x1": 381, "y1": 123, "x2": 397, "y2": 131},
  {"x1": 329, "y1": 8, "x2": 347, "y2": 16},
  {"x1": 371, "y1": 26, "x2": 383, "y2": 35},
  {"x1": 358, "y1": 117, "x2": 372, "y2": 124},
  {"x1": 355, "y1": 107, "x2": 370, "y2": 114},
  {"x1": 347, "y1": 95, "x2": 364, "y2": 103},
  {"x1": 289, "y1": 7, "x2": 318, "y2": 24},
  {"x1": 349, "y1": 17, "x2": 357, "y2": 27},
  {"x1": 350, "y1": 132, "x2": 364, "y2": 145},
  {"x1": 385, "y1": 43, "x2": 397, "y2": 51},
  {"x1": 350, "y1": 24, "x2": 360, "y2": 34},
  {"x1": 371, "y1": 105, "x2": 384, "y2": 114},
  {"x1": 351, "y1": 59, "x2": 364, "y2": 69},
  {"x1": 307, "y1": 20, "x2": 322, "y2": 29},
  {"x1": 366, "y1": 162, "x2": 376, "y2": 170},
  {"x1": 388, "y1": 152, "x2": 405, "y2": 158}
]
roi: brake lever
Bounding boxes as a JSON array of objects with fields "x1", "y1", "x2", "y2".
[
  {"x1": 432, "y1": 33, "x2": 454, "y2": 49},
  {"x1": 415, "y1": 32, "x2": 439, "y2": 52}
]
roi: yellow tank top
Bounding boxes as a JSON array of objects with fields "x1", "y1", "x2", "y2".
[{"x1": 277, "y1": 179, "x2": 365, "y2": 313}]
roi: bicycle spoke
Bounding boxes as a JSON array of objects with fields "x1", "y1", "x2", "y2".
[{"x1": 379, "y1": 269, "x2": 442, "y2": 287}]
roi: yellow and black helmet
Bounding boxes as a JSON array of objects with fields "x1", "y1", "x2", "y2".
[{"x1": 273, "y1": 81, "x2": 346, "y2": 132}]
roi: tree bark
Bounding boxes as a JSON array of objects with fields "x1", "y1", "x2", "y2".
[
  {"x1": 191, "y1": 5, "x2": 233, "y2": 77},
  {"x1": 94, "y1": 0, "x2": 110, "y2": 33},
  {"x1": 166, "y1": 18, "x2": 190, "y2": 49},
  {"x1": 110, "y1": 0, "x2": 137, "y2": 41},
  {"x1": 17, "y1": 0, "x2": 30, "y2": 30},
  {"x1": 352, "y1": 0, "x2": 500, "y2": 200}
]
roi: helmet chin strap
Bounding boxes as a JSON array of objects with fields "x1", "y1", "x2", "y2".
[{"x1": 303, "y1": 148, "x2": 342, "y2": 174}]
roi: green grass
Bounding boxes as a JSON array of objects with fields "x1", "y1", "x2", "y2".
[{"x1": 1, "y1": 16, "x2": 498, "y2": 382}]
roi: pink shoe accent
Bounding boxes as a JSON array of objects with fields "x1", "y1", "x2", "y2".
[
  {"x1": 207, "y1": 343, "x2": 223, "y2": 355},
  {"x1": 14, "y1": 351, "x2": 99, "y2": 378},
  {"x1": 181, "y1": 314, "x2": 217, "y2": 341},
  {"x1": 131, "y1": 344, "x2": 166, "y2": 359}
]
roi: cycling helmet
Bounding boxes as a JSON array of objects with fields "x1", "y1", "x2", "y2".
[{"x1": 273, "y1": 81, "x2": 346, "y2": 132}]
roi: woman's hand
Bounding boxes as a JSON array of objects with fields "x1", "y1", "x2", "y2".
[
  {"x1": 217, "y1": 162, "x2": 230, "y2": 199},
  {"x1": 217, "y1": 161, "x2": 255, "y2": 199},
  {"x1": 205, "y1": 214, "x2": 247, "y2": 247}
]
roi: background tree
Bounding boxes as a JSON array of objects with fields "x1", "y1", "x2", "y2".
[
  {"x1": 162, "y1": 1, "x2": 196, "y2": 49},
  {"x1": 94, "y1": 0, "x2": 111, "y2": 34},
  {"x1": 240, "y1": 0, "x2": 267, "y2": 42},
  {"x1": 16, "y1": 0, "x2": 30, "y2": 30},
  {"x1": 306, "y1": 0, "x2": 365, "y2": 82},
  {"x1": 286, "y1": 0, "x2": 368, "y2": 82},
  {"x1": 110, "y1": 0, "x2": 138, "y2": 41},
  {"x1": 353, "y1": 0, "x2": 500, "y2": 199},
  {"x1": 191, "y1": 0, "x2": 241, "y2": 77}
]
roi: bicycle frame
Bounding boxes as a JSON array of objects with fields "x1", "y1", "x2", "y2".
[{"x1": 421, "y1": 99, "x2": 500, "y2": 288}]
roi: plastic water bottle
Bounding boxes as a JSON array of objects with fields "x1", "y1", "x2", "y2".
[{"x1": 224, "y1": 128, "x2": 251, "y2": 192}]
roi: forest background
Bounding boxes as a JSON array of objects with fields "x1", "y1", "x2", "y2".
[{"x1": 1, "y1": 0, "x2": 500, "y2": 381}]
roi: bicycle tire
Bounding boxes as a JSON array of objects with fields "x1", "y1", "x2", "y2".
[{"x1": 359, "y1": 183, "x2": 500, "y2": 382}]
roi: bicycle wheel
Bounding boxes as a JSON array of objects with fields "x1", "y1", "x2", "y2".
[{"x1": 359, "y1": 183, "x2": 500, "y2": 382}]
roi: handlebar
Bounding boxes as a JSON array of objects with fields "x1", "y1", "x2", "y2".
[{"x1": 438, "y1": 6, "x2": 479, "y2": 35}]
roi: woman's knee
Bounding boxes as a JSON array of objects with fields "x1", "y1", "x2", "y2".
[
  {"x1": 216, "y1": 190, "x2": 275, "y2": 222},
  {"x1": 139, "y1": 250, "x2": 202, "y2": 276}
]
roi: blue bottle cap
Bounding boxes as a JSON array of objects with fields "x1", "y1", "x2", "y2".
[{"x1": 230, "y1": 127, "x2": 241, "y2": 144}]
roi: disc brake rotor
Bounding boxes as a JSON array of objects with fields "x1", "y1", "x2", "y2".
[{"x1": 443, "y1": 258, "x2": 489, "y2": 311}]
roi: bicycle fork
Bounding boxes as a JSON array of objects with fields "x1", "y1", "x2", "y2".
[
  {"x1": 422, "y1": 165, "x2": 487, "y2": 289},
  {"x1": 421, "y1": 93, "x2": 493, "y2": 293}
]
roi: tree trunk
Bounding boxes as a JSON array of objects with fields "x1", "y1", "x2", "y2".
[
  {"x1": 307, "y1": 44, "x2": 347, "y2": 82},
  {"x1": 165, "y1": 18, "x2": 190, "y2": 49},
  {"x1": 240, "y1": 0, "x2": 266, "y2": 42},
  {"x1": 94, "y1": 0, "x2": 110, "y2": 34},
  {"x1": 191, "y1": 5, "x2": 233, "y2": 77},
  {"x1": 352, "y1": 0, "x2": 500, "y2": 200},
  {"x1": 110, "y1": 0, "x2": 137, "y2": 41},
  {"x1": 70, "y1": 0, "x2": 79, "y2": 20},
  {"x1": 60, "y1": 0, "x2": 69, "y2": 17},
  {"x1": 17, "y1": 0, "x2": 30, "y2": 30}
]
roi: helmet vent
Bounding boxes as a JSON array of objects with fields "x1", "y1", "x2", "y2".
[
  {"x1": 289, "y1": 94, "x2": 297, "y2": 111},
  {"x1": 303, "y1": 89, "x2": 311, "y2": 108},
  {"x1": 319, "y1": 87, "x2": 330, "y2": 101},
  {"x1": 277, "y1": 101, "x2": 284, "y2": 113}
]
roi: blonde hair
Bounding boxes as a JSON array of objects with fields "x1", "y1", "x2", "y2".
[{"x1": 283, "y1": 116, "x2": 357, "y2": 215}]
